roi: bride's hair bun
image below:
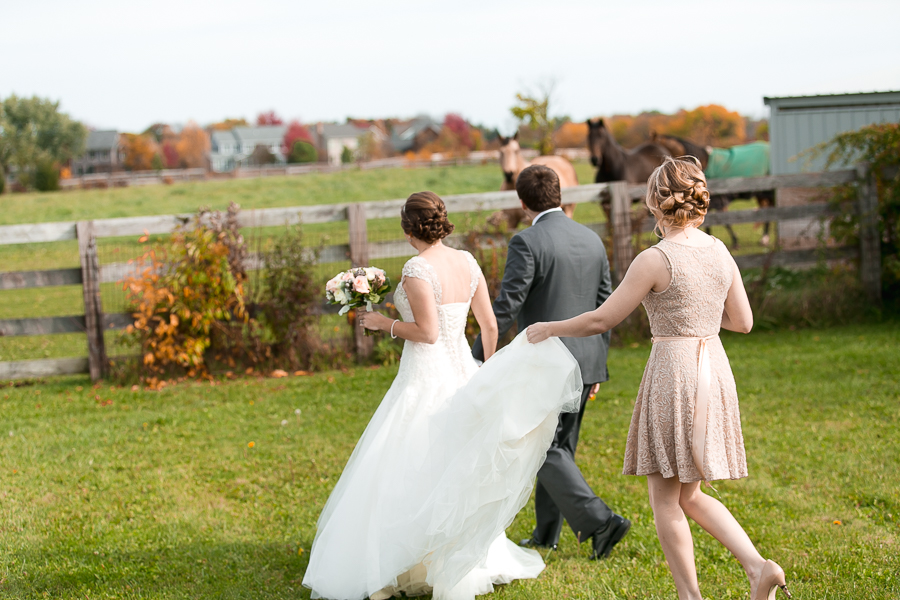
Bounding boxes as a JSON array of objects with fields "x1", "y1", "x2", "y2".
[
  {"x1": 401, "y1": 191, "x2": 455, "y2": 244},
  {"x1": 645, "y1": 156, "x2": 710, "y2": 230}
]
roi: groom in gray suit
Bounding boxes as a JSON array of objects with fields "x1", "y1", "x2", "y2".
[{"x1": 473, "y1": 164, "x2": 630, "y2": 559}]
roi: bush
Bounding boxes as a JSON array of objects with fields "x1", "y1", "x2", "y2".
[
  {"x1": 255, "y1": 225, "x2": 321, "y2": 369},
  {"x1": 0, "y1": 171, "x2": 5, "y2": 194},
  {"x1": 289, "y1": 141, "x2": 317, "y2": 164},
  {"x1": 340, "y1": 145, "x2": 353, "y2": 164},
  {"x1": 122, "y1": 203, "x2": 265, "y2": 388},
  {"x1": 33, "y1": 160, "x2": 60, "y2": 192},
  {"x1": 809, "y1": 123, "x2": 900, "y2": 308}
]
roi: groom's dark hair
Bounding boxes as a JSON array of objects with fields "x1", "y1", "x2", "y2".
[{"x1": 516, "y1": 165, "x2": 561, "y2": 212}]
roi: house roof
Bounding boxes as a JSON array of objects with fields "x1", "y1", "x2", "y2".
[
  {"x1": 85, "y1": 130, "x2": 120, "y2": 151},
  {"x1": 210, "y1": 130, "x2": 237, "y2": 146},
  {"x1": 390, "y1": 115, "x2": 441, "y2": 152},
  {"x1": 764, "y1": 91, "x2": 900, "y2": 110},
  {"x1": 232, "y1": 125, "x2": 288, "y2": 145},
  {"x1": 321, "y1": 123, "x2": 366, "y2": 139}
]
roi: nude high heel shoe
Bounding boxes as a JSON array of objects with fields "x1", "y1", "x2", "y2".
[{"x1": 753, "y1": 560, "x2": 792, "y2": 600}]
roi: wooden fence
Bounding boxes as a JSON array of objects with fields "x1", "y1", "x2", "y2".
[{"x1": 0, "y1": 167, "x2": 881, "y2": 381}]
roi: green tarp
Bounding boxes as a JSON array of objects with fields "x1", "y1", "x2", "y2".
[{"x1": 705, "y1": 141, "x2": 770, "y2": 179}]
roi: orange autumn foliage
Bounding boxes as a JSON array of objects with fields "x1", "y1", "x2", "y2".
[
  {"x1": 123, "y1": 206, "x2": 253, "y2": 387},
  {"x1": 121, "y1": 133, "x2": 160, "y2": 171},
  {"x1": 553, "y1": 121, "x2": 588, "y2": 148},
  {"x1": 175, "y1": 122, "x2": 210, "y2": 168},
  {"x1": 604, "y1": 105, "x2": 747, "y2": 149}
]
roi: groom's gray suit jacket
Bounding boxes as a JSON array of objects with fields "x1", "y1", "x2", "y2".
[{"x1": 473, "y1": 210, "x2": 612, "y2": 384}]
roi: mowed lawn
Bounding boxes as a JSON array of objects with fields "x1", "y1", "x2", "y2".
[{"x1": 0, "y1": 322, "x2": 897, "y2": 599}]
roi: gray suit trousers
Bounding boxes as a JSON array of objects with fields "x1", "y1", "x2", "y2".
[{"x1": 532, "y1": 384, "x2": 613, "y2": 546}]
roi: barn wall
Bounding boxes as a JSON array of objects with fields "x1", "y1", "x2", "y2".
[{"x1": 767, "y1": 93, "x2": 900, "y2": 175}]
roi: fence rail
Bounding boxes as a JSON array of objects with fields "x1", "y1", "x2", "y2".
[{"x1": 0, "y1": 168, "x2": 880, "y2": 380}]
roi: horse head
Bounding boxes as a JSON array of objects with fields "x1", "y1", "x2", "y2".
[
  {"x1": 586, "y1": 118, "x2": 606, "y2": 167},
  {"x1": 498, "y1": 131, "x2": 521, "y2": 185}
]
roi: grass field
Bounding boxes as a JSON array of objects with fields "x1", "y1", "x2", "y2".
[{"x1": 1, "y1": 322, "x2": 897, "y2": 599}]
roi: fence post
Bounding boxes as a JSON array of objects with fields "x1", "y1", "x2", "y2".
[
  {"x1": 76, "y1": 221, "x2": 108, "y2": 380},
  {"x1": 857, "y1": 164, "x2": 882, "y2": 306},
  {"x1": 347, "y1": 204, "x2": 374, "y2": 359},
  {"x1": 610, "y1": 181, "x2": 633, "y2": 285}
]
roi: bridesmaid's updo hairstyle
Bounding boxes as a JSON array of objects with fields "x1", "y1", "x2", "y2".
[
  {"x1": 401, "y1": 191, "x2": 455, "y2": 244},
  {"x1": 646, "y1": 156, "x2": 710, "y2": 231}
]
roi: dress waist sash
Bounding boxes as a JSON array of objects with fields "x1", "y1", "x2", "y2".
[{"x1": 651, "y1": 334, "x2": 718, "y2": 480}]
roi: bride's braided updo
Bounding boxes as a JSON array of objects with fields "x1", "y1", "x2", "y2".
[
  {"x1": 646, "y1": 156, "x2": 710, "y2": 231},
  {"x1": 401, "y1": 191, "x2": 455, "y2": 244}
]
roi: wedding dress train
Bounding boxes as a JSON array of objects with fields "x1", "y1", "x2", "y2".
[{"x1": 302, "y1": 253, "x2": 582, "y2": 600}]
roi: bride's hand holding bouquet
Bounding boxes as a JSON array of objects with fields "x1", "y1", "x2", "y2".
[{"x1": 325, "y1": 267, "x2": 392, "y2": 335}]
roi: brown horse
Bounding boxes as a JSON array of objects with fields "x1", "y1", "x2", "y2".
[
  {"x1": 488, "y1": 132, "x2": 578, "y2": 230},
  {"x1": 587, "y1": 118, "x2": 671, "y2": 185}
]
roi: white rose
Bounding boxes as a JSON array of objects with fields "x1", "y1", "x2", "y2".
[
  {"x1": 332, "y1": 287, "x2": 349, "y2": 304},
  {"x1": 364, "y1": 267, "x2": 376, "y2": 281}
]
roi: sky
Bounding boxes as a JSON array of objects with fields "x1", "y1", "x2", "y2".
[{"x1": 3, "y1": 0, "x2": 899, "y2": 134}]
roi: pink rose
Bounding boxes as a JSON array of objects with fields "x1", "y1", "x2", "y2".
[
  {"x1": 341, "y1": 272, "x2": 353, "y2": 282},
  {"x1": 352, "y1": 276, "x2": 370, "y2": 294},
  {"x1": 326, "y1": 278, "x2": 340, "y2": 294}
]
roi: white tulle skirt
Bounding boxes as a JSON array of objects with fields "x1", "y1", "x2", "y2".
[{"x1": 302, "y1": 333, "x2": 582, "y2": 600}]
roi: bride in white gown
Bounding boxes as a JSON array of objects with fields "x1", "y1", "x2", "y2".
[{"x1": 302, "y1": 192, "x2": 583, "y2": 600}]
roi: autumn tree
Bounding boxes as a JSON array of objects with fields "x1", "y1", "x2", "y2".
[
  {"x1": 257, "y1": 111, "x2": 283, "y2": 126},
  {"x1": 665, "y1": 105, "x2": 746, "y2": 147},
  {"x1": 553, "y1": 121, "x2": 588, "y2": 148},
  {"x1": 162, "y1": 141, "x2": 179, "y2": 169},
  {"x1": 443, "y1": 114, "x2": 473, "y2": 149},
  {"x1": 210, "y1": 118, "x2": 249, "y2": 131},
  {"x1": 282, "y1": 121, "x2": 312, "y2": 157},
  {"x1": 0, "y1": 95, "x2": 86, "y2": 188},
  {"x1": 510, "y1": 86, "x2": 560, "y2": 155},
  {"x1": 121, "y1": 133, "x2": 160, "y2": 171},
  {"x1": 175, "y1": 122, "x2": 210, "y2": 169}
]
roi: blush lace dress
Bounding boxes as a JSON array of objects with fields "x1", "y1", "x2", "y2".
[
  {"x1": 623, "y1": 238, "x2": 749, "y2": 483},
  {"x1": 303, "y1": 252, "x2": 583, "y2": 600}
]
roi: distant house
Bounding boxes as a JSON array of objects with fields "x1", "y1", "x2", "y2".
[
  {"x1": 308, "y1": 123, "x2": 369, "y2": 166},
  {"x1": 210, "y1": 125, "x2": 288, "y2": 172},
  {"x1": 72, "y1": 130, "x2": 124, "y2": 175},
  {"x1": 390, "y1": 115, "x2": 442, "y2": 154}
]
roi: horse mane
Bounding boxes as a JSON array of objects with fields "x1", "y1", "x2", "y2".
[{"x1": 650, "y1": 132, "x2": 709, "y2": 168}]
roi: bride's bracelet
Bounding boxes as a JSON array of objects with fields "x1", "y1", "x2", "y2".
[{"x1": 390, "y1": 320, "x2": 399, "y2": 339}]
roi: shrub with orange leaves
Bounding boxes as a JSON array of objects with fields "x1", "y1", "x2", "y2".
[{"x1": 123, "y1": 203, "x2": 262, "y2": 387}]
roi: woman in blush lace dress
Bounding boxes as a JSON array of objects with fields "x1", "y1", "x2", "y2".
[
  {"x1": 302, "y1": 192, "x2": 583, "y2": 600},
  {"x1": 527, "y1": 157, "x2": 792, "y2": 600}
]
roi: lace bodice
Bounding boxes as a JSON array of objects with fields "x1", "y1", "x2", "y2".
[
  {"x1": 393, "y1": 252, "x2": 481, "y2": 383},
  {"x1": 642, "y1": 238, "x2": 733, "y2": 338}
]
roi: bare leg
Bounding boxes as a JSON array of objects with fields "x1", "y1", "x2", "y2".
[
  {"x1": 647, "y1": 473, "x2": 702, "y2": 600},
  {"x1": 679, "y1": 483, "x2": 767, "y2": 598}
]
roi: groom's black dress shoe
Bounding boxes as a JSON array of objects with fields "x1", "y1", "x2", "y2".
[
  {"x1": 589, "y1": 514, "x2": 631, "y2": 560},
  {"x1": 519, "y1": 538, "x2": 557, "y2": 551}
]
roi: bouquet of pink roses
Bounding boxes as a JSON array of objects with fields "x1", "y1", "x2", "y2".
[{"x1": 325, "y1": 267, "x2": 392, "y2": 322}]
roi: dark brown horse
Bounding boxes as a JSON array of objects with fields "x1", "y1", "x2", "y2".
[
  {"x1": 586, "y1": 118, "x2": 670, "y2": 232},
  {"x1": 587, "y1": 118, "x2": 671, "y2": 184}
]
